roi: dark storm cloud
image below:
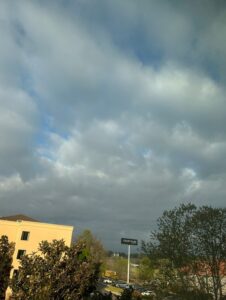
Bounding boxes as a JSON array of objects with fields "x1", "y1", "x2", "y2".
[{"x1": 0, "y1": 0, "x2": 226, "y2": 250}]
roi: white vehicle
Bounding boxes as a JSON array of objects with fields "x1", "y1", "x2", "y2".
[
  {"x1": 141, "y1": 290, "x2": 156, "y2": 296},
  {"x1": 103, "y1": 278, "x2": 112, "y2": 284}
]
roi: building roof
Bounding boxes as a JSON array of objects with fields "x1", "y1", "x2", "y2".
[{"x1": 0, "y1": 214, "x2": 39, "y2": 222}]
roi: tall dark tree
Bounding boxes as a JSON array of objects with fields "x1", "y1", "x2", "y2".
[
  {"x1": 0, "y1": 235, "x2": 14, "y2": 300},
  {"x1": 11, "y1": 239, "x2": 101, "y2": 300},
  {"x1": 142, "y1": 204, "x2": 226, "y2": 300},
  {"x1": 191, "y1": 206, "x2": 226, "y2": 300},
  {"x1": 142, "y1": 203, "x2": 196, "y2": 268},
  {"x1": 142, "y1": 203, "x2": 197, "y2": 294},
  {"x1": 76, "y1": 229, "x2": 106, "y2": 263}
]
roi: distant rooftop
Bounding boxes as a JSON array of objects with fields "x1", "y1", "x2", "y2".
[{"x1": 0, "y1": 214, "x2": 39, "y2": 222}]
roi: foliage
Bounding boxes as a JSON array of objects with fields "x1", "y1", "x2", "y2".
[
  {"x1": 120, "y1": 287, "x2": 133, "y2": 300},
  {"x1": 0, "y1": 235, "x2": 14, "y2": 300},
  {"x1": 142, "y1": 203, "x2": 226, "y2": 300},
  {"x1": 191, "y1": 206, "x2": 226, "y2": 300},
  {"x1": 138, "y1": 256, "x2": 155, "y2": 282},
  {"x1": 173, "y1": 289, "x2": 213, "y2": 300},
  {"x1": 131, "y1": 289, "x2": 142, "y2": 300},
  {"x1": 77, "y1": 229, "x2": 106, "y2": 263},
  {"x1": 11, "y1": 239, "x2": 100, "y2": 300},
  {"x1": 89, "y1": 291, "x2": 113, "y2": 299},
  {"x1": 142, "y1": 203, "x2": 196, "y2": 268},
  {"x1": 106, "y1": 256, "x2": 128, "y2": 280}
]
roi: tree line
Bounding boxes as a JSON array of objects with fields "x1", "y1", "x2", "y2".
[{"x1": 1, "y1": 204, "x2": 226, "y2": 299}]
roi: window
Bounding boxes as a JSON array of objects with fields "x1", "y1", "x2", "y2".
[
  {"x1": 21, "y1": 231, "x2": 30, "y2": 240},
  {"x1": 17, "y1": 249, "x2": 26, "y2": 259}
]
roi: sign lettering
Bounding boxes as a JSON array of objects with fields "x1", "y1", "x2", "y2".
[{"x1": 121, "y1": 238, "x2": 138, "y2": 245}]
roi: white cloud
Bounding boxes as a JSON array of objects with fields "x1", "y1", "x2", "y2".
[{"x1": 0, "y1": 0, "x2": 226, "y2": 250}]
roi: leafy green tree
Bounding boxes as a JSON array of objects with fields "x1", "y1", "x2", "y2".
[
  {"x1": 142, "y1": 203, "x2": 196, "y2": 295},
  {"x1": 142, "y1": 204, "x2": 226, "y2": 300},
  {"x1": 142, "y1": 203, "x2": 196, "y2": 268},
  {"x1": 191, "y1": 206, "x2": 226, "y2": 300},
  {"x1": 138, "y1": 256, "x2": 154, "y2": 282},
  {"x1": 0, "y1": 235, "x2": 14, "y2": 300},
  {"x1": 11, "y1": 239, "x2": 100, "y2": 300},
  {"x1": 76, "y1": 229, "x2": 106, "y2": 264}
]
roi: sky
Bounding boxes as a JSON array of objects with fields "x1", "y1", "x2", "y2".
[{"x1": 1, "y1": 0, "x2": 226, "y2": 251}]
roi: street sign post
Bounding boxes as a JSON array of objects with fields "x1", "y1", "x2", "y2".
[
  {"x1": 121, "y1": 238, "x2": 138, "y2": 246},
  {"x1": 121, "y1": 238, "x2": 138, "y2": 284}
]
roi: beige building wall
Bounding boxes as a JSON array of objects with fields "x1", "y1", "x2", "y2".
[
  {"x1": 0, "y1": 219, "x2": 73, "y2": 270},
  {"x1": 0, "y1": 216, "x2": 74, "y2": 299}
]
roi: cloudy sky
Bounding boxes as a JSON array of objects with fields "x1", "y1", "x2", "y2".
[{"x1": 1, "y1": 0, "x2": 226, "y2": 251}]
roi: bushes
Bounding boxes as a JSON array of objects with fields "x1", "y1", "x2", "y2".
[{"x1": 11, "y1": 239, "x2": 100, "y2": 300}]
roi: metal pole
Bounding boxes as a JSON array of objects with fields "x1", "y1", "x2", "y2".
[{"x1": 127, "y1": 244, "x2": 130, "y2": 284}]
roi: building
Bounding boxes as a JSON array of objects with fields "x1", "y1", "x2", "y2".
[{"x1": 0, "y1": 214, "x2": 74, "y2": 299}]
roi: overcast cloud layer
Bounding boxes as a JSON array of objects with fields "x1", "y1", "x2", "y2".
[{"x1": 1, "y1": 0, "x2": 226, "y2": 251}]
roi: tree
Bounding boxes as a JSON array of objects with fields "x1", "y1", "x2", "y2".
[
  {"x1": 138, "y1": 256, "x2": 155, "y2": 282},
  {"x1": 142, "y1": 204, "x2": 226, "y2": 300},
  {"x1": 0, "y1": 235, "x2": 14, "y2": 300},
  {"x1": 11, "y1": 239, "x2": 101, "y2": 300},
  {"x1": 76, "y1": 229, "x2": 106, "y2": 263},
  {"x1": 191, "y1": 206, "x2": 226, "y2": 300},
  {"x1": 143, "y1": 203, "x2": 196, "y2": 268},
  {"x1": 142, "y1": 203, "x2": 196, "y2": 295}
]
